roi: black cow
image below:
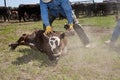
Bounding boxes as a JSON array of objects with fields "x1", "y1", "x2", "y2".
[
  {"x1": 71, "y1": 3, "x2": 81, "y2": 18},
  {"x1": 9, "y1": 30, "x2": 67, "y2": 61},
  {"x1": 0, "y1": 6, "x2": 11, "y2": 22},
  {"x1": 18, "y1": 4, "x2": 40, "y2": 22},
  {"x1": 10, "y1": 7, "x2": 19, "y2": 20}
]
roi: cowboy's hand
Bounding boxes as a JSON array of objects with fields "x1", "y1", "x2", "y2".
[
  {"x1": 64, "y1": 23, "x2": 75, "y2": 36},
  {"x1": 44, "y1": 26, "x2": 53, "y2": 35},
  {"x1": 68, "y1": 23, "x2": 73, "y2": 31},
  {"x1": 64, "y1": 23, "x2": 73, "y2": 31}
]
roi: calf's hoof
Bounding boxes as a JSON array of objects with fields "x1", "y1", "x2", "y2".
[{"x1": 8, "y1": 43, "x2": 17, "y2": 50}]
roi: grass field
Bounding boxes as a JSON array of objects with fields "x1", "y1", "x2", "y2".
[{"x1": 0, "y1": 15, "x2": 120, "y2": 80}]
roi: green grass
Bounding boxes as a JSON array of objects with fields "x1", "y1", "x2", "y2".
[
  {"x1": 79, "y1": 15, "x2": 116, "y2": 28},
  {"x1": 0, "y1": 15, "x2": 120, "y2": 80}
]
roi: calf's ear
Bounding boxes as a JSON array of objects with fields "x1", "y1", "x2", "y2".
[
  {"x1": 22, "y1": 33, "x2": 26, "y2": 36},
  {"x1": 60, "y1": 32, "x2": 65, "y2": 39}
]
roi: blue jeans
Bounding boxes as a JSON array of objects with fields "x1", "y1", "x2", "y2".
[
  {"x1": 110, "y1": 19, "x2": 120, "y2": 42},
  {"x1": 43, "y1": 15, "x2": 56, "y2": 30}
]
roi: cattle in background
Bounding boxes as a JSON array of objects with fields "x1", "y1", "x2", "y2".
[
  {"x1": 86, "y1": 3, "x2": 105, "y2": 16},
  {"x1": 10, "y1": 7, "x2": 19, "y2": 20},
  {"x1": 18, "y1": 4, "x2": 40, "y2": 22},
  {"x1": 95, "y1": 3, "x2": 109, "y2": 16},
  {"x1": 0, "y1": 6, "x2": 11, "y2": 22},
  {"x1": 9, "y1": 30, "x2": 67, "y2": 61},
  {"x1": 71, "y1": 2, "x2": 120, "y2": 17},
  {"x1": 71, "y1": 3, "x2": 81, "y2": 18},
  {"x1": 111, "y1": 2, "x2": 120, "y2": 14},
  {"x1": 92, "y1": 3, "x2": 113, "y2": 16},
  {"x1": 71, "y1": 3, "x2": 87, "y2": 17},
  {"x1": 85, "y1": 3, "x2": 107, "y2": 16}
]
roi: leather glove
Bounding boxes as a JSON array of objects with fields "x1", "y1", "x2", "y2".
[
  {"x1": 64, "y1": 23, "x2": 75, "y2": 36},
  {"x1": 68, "y1": 23, "x2": 73, "y2": 31},
  {"x1": 64, "y1": 24, "x2": 73, "y2": 31},
  {"x1": 44, "y1": 26, "x2": 53, "y2": 35}
]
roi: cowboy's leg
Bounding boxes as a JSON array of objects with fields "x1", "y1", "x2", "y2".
[
  {"x1": 110, "y1": 20, "x2": 120, "y2": 42},
  {"x1": 43, "y1": 15, "x2": 56, "y2": 30}
]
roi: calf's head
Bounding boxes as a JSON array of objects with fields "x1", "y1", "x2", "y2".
[{"x1": 43, "y1": 32, "x2": 66, "y2": 61}]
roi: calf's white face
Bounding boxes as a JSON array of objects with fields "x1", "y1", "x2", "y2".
[
  {"x1": 44, "y1": 32, "x2": 66, "y2": 60},
  {"x1": 48, "y1": 36, "x2": 62, "y2": 58},
  {"x1": 49, "y1": 36, "x2": 60, "y2": 51}
]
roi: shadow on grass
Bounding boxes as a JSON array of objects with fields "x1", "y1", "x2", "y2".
[{"x1": 12, "y1": 48, "x2": 58, "y2": 67}]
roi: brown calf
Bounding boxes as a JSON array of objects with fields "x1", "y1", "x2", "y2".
[{"x1": 9, "y1": 29, "x2": 67, "y2": 60}]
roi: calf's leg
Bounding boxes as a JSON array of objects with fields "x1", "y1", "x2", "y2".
[{"x1": 9, "y1": 34, "x2": 28, "y2": 50}]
